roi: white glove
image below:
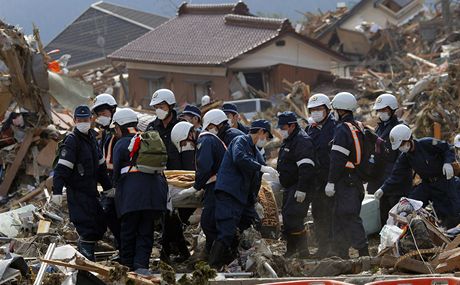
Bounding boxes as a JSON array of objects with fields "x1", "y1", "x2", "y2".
[
  {"x1": 103, "y1": 188, "x2": 116, "y2": 198},
  {"x1": 51, "y1": 194, "x2": 63, "y2": 206},
  {"x1": 443, "y1": 163, "x2": 454, "y2": 180},
  {"x1": 325, "y1": 183, "x2": 335, "y2": 197},
  {"x1": 255, "y1": 202, "x2": 265, "y2": 219},
  {"x1": 374, "y1": 189, "x2": 384, "y2": 199},
  {"x1": 260, "y1": 165, "x2": 279, "y2": 179},
  {"x1": 178, "y1": 186, "x2": 198, "y2": 197},
  {"x1": 294, "y1": 191, "x2": 306, "y2": 203}
]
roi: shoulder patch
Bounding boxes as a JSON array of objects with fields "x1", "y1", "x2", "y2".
[
  {"x1": 432, "y1": 139, "x2": 439, "y2": 145},
  {"x1": 61, "y1": 149, "x2": 67, "y2": 158}
]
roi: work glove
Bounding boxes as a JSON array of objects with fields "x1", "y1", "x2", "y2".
[
  {"x1": 255, "y1": 202, "x2": 265, "y2": 219},
  {"x1": 443, "y1": 163, "x2": 454, "y2": 180},
  {"x1": 294, "y1": 191, "x2": 306, "y2": 203},
  {"x1": 102, "y1": 188, "x2": 116, "y2": 198},
  {"x1": 195, "y1": 189, "x2": 205, "y2": 199},
  {"x1": 51, "y1": 194, "x2": 63, "y2": 206},
  {"x1": 325, "y1": 183, "x2": 335, "y2": 197},
  {"x1": 178, "y1": 186, "x2": 198, "y2": 197},
  {"x1": 374, "y1": 188, "x2": 384, "y2": 199},
  {"x1": 260, "y1": 165, "x2": 279, "y2": 179}
]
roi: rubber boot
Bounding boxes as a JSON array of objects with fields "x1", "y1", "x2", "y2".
[
  {"x1": 284, "y1": 234, "x2": 297, "y2": 258},
  {"x1": 172, "y1": 241, "x2": 191, "y2": 263},
  {"x1": 208, "y1": 240, "x2": 230, "y2": 269},
  {"x1": 160, "y1": 244, "x2": 171, "y2": 264},
  {"x1": 358, "y1": 246, "x2": 369, "y2": 257},
  {"x1": 296, "y1": 233, "x2": 310, "y2": 259},
  {"x1": 78, "y1": 240, "x2": 96, "y2": 261}
]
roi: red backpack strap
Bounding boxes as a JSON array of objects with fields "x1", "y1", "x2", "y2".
[{"x1": 344, "y1": 122, "x2": 362, "y2": 166}]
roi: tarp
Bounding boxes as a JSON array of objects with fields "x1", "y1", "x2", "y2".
[{"x1": 48, "y1": 71, "x2": 93, "y2": 110}]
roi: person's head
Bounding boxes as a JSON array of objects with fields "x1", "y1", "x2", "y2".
[
  {"x1": 91, "y1": 93, "x2": 117, "y2": 127},
  {"x1": 331, "y1": 92, "x2": 357, "y2": 120},
  {"x1": 111, "y1": 108, "x2": 138, "y2": 138},
  {"x1": 389, "y1": 124, "x2": 413, "y2": 153},
  {"x1": 454, "y1": 134, "x2": 460, "y2": 150},
  {"x1": 307, "y1": 93, "x2": 331, "y2": 124},
  {"x1": 150, "y1": 89, "x2": 176, "y2": 121},
  {"x1": 201, "y1": 95, "x2": 211, "y2": 106},
  {"x1": 277, "y1": 111, "x2": 298, "y2": 139},
  {"x1": 74, "y1": 105, "x2": 92, "y2": 134},
  {"x1": 373, "y1": 93, "x2": 398, "y2": 122},
  {"x1": 181, "y1": 105, "x2": 202, "y2": 128},
  {"x1": 202, "y1": 109, "x2": 228, "y2": 135},
  {"x1": 222, "y1": 103, "x2": 240, "y2": 128},
  {"x1": 249, "y1": 119, "x2": 273, "y2": 148},
  {"x1": 171, "y1": 121, "x2": 197, "y2": 153}
]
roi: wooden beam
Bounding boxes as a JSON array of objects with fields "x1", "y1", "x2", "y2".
[
  {"x1": 0, "y1": 130, "x2": 34, "y2": 196},
  {"x1": 380, "y1": 255, "x2": 433, "y2": 274}
]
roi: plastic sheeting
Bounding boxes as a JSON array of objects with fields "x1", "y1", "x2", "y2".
[{"x1": 48, "y1": 71, "x2": 93, "y2": 110}]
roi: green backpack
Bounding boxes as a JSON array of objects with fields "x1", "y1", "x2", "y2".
[{"x1": 130, "y1": 131, "x2": 168, "y2": 173}]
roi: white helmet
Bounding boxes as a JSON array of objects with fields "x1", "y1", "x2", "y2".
[
  {"x1": 112, "y1": 108, "x2": 138, "y2": 126},
  {"x1": 331, "y1": 92, "x2": 357, "y2": 111},
  {"x1": 150, "y1": 89, "x2": 176, "y2": 106},
  {"x1": 389, "y1": 124, "x2": 412, "y2": 150},
  {"x1": 201, "y1": 95, "x2": 211, "y2": 106},
  {"x1": 171, "y1": 122, "x2": 194, "y2": 152},
  {"x1": 203, "y1": 109, "x2": 227, "y2": 130},
  {"x1": 307, "y1": 93, "x2": 331, "y2": 109},
  {"x1": 91, "y1": 93, "x2": 117, "y2": 111},
  {"x1": 373, "y1": 93, "x2": 398, "y2": 111},
  {"x1": 454, "y1": 134, "x2": 460, "y2": 148}
]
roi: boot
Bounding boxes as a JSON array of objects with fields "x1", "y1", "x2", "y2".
[
  {"x1": 208, "y1": 240, "x2": 230, "y2": 269},
  {"x1": 296, "y1": 233, "x2": 310, "y2": 259},
  {"x1": 78, "y1": 240, "x2": 96, "y2": 261},
  {"x1": 358, "y1": 246, "x2": 369, "y2": 257},
  {"x1": 160, "y1": 244, "x2": 171, "y2": 264},
  {"x1": 284, "y1": 234, "x2": 297, "y2": 258},
  {"x1": 172, "y1": 242, "x2": 191, "y2": 263}
]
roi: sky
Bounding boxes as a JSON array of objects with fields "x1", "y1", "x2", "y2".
[{"x1": 0, "y1": 0, "x2": 360, "y2": 44}]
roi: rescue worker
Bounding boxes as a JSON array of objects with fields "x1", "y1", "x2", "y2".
[
  {"x1": 52, "y1": 105, "x2": 112, "y2": 261},
  {"x1": 368, "y1": 94, "x2": 410, "y2": 225},
  {"x1": 454, "y1": 134, "x2": 460, "y2": 161},
  {"x1": 325, "y1": 92, "x2": 369, "y2": 259},
  {"x1": 146, "y1": 89, "x2": 191, "y2": 263},
  {"x1": 374, "y1": 124, "x2": 460, "y2": 228},
  {"x1": 201, "y1": 95, "x2": 211, "y2": 106},
  {"x1": 174, "y1": 115, "x2": 227, "y2": 254},
  {"x1": 305, "y1": 94, "x2": 336, "y2": 258},
  {"x1": 205, "y1": 109, "x2": 245, "y2": 146},
  {"x1": 180, "y1": 104, "x2": 202, "y2": 132},
  {"x1": 209, "y1": 120, "x2": 278, "y2": 268},
  {"x1": 277, "y1": 112, "x2": 315, "y2": 258},
  {"x1": 222, "y1": 103, "x2": 249, "y2": 134},
  {"x1": 171, "y1": 121, "x2": 197, "y2": 171},
  {"x1": 111, "y1": 108, "x2": 168, "y2": 275},
  {"x1": 91, "y1": 93, "x2": 121, "y2": 249}
]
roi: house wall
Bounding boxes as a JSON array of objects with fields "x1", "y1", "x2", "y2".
[
  {"x1": 127, "y1": 68, "x2": 229, "y2": 108},
  {"x1": 229, "y1": 34, "x2": 348, "y2": 76}
]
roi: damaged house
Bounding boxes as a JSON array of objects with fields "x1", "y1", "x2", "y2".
[{"x1": 108, "y1": 2, "x2": 349, "y2": 107}]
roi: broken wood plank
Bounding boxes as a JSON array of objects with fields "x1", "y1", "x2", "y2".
[
  {"x1": 0, "y1": 130, "x2": 35, "y2": 197},
  {"x1": 37, "y1": 220, "x2": 51, "y2": 234},
  {"x1": 446, "y1": 235, "x2": 460, "y2": 251},
  {"x1": 421, "y1": 216, "x2": 451, "y2": 246},
  {"x1": 380, "y1": 254, "x2": 433, "y2": 274},
  {"x1": 10, "y1": 181, "x2": 46, "y2": 206},
  {"x1": 407, "y1": 53, "x2": 437, "y2": 68}
]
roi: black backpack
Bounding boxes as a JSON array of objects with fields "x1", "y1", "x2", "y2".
[{"x1": 344, "y1": 121, "x2": 379, "y2": 182}]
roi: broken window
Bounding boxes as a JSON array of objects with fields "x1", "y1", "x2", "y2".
[
  {"x1": 243, "y1": 72, "x2": 265, "y2": 92},
  {"x1": 140, "y1": 76, "x2": 164, "y2": 107},
  {"x1": 185, "y1": 79, "x2": 211, "y2": 105},
  {"x1": 380, "y1": 0, "x2": 413, "y2": 13}
]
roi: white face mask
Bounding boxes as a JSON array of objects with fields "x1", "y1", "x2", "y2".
[
  {"x1": 180, "y1": 142, "x2": 195, "y2": 153},
  {"x1": 311, "y1": 111, "x2": 325, "y2": 123},
  {"x1": 96, "y1": 116, "x2": 111, "y2": 127},
  {"x1": 279, "y1": 129, "x2": 289, "y2": 139},
  {"x1": 227, "y1": 119, "x2": 233, "y2": 127},
  {"x1": 156, "y1": 108, "x2": 169, "y2": 120},
  {"x1": 256, "y1": 138, "x2": 267, "y2": 148},
  {"x1": 399, "y1": 142, "x2": 410, "y2": 153},
  {"x1": 378, "y1": 112, "x2": 390, "y2": 122},
  {"x1": 76, "y1": 122, "x2": 91, "y2": 134},
  {"x1": 207, "y1": 128, "x2": 218, "y2": 135}
]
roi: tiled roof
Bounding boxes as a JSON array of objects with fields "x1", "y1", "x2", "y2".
[
  {"x1": 45, "y1": 1, "x2": 168, "y2": 68},
  {"x1": 108, "y1": 2, "x2": 299, "y2": 65}
]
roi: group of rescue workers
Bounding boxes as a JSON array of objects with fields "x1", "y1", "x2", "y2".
[{"x1": 50, "y1": 88, "x2": 460, "y2": 276}]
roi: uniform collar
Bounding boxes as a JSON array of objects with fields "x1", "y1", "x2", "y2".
[
  {"x1": 379, "y1": 115, "x2": 398, "y2": 127},
  {"x1": 286, "y1": 125, "x2": 300, "y2": 141},
  {"x1": 340, "y1": 113, "x2": 354, "y2": 123}
]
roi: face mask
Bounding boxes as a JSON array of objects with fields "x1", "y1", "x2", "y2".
[
  {"x1": 399, "y1": 142, "x2": 410, "y2": 153},
  {"x1": 311, "y1": 111, "x2": 325, "y2": 123},
  {"x1": 208, "y1": 128, "x2": 218, "y2": 135},
  {"x1": 76, "y1": 122, "x2": 91, "y2": 134},
  {"x1": 279, "y1": 129, "x2": 289, "y2": 139},
  {"x1": 256, "y1": 138, "x2": 267, "y2": 148},
  {"x1": 96, "y1": 116, "x2": 111, "y2": 127},
  {"x1": 180, "y1": 142, "x2": 195, "y2": 153},
  {"x1": 378, "y1": 112, "x2": 390, "y2": 122},
  {"x1": 227, "y1": 119, "x2": 233, "y2": 127},
  {"x1": 156, "y1": 108, "x2": 169, "y2": 120},
  {"x1": 333, "y1": 110, "x2": 340, "y2": 121}
]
